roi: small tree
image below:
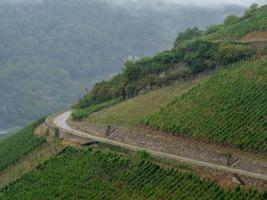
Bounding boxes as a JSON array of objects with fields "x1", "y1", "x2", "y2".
[
  {"x1": 123, "y1": 60, "x2": 142, "y2": 81},
  {"x1": 174, "y1": 27, "x2": 203, "y2": 48}
]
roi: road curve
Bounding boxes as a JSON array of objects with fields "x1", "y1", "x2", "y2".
[{"x1": 51, "y1": 111, "x2": 267, "y2": 181}]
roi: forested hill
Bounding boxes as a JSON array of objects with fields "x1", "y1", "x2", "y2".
[{"x1": 0, "y1": 0, "x2": 244, "y2": 130}]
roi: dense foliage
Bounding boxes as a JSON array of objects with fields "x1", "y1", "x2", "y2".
[
  {"x1": 144, "y1": 58, "x2": 267, "y2": 152},
  {"x1": 0, "y1": 119, "x2": 45, "y2": 171},
  {"x1": 1, "y1": 147, "x2": 265, "y2": 199},
  {"x1": 0, "y1": 0, "x2": 241, "y2": 130},
  {"x1": 74, "y1": 39, "x2": 256, "y2": 119}
]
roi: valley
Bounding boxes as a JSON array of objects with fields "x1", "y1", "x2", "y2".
[{"x1": 0, "y1": 2, "x2": 266, "y2": 199}]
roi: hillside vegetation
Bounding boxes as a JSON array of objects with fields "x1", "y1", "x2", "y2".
[
  {"x1": 0, "y1": 120, "x2": 45, "y2": 171},
  {"x1": 1, "y1": 147, "x2": 265, "y2": 200},
  {"x1": 0, "y1": 141, "x2": 63, "y2": 189},
  {"x1": 144, "y1": 58, "x2": 267, "y2": 152},
  {"x1": 205, "y1": 4, "x2": 267, "y2": 40},
  {"x1": 0, "y1": 0, "x2": 241, "y2": 130},
  {"x1": 74, "y1": 39, "x2": 257, "y2": 120},
  {"x1": 81, "y1": 78, "x2": 203, "y2": 127},
  {"x1": 73, "y1": 4, "x2": 267, "y2": 120}
]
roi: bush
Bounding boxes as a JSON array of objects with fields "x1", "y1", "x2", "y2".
[
  {"x1": 216, "y1": 43, "x2": 256, "y2": 65},
  {"x1": 153, "y1": 50, "x2": 176, "y2": 64},
  {"x1": 123, "y1": 60, "x2": 142, "y2": 81},
  {"x1": 182, "y1": 40, "x2": 217, "y2": 73},
  {"x1": 206, "y1": 24, "x2": 224, "y2": 34},
  {"x1": 137, "y1": 150, "x2": 151, "y2": 160},
  {"x1": 224, "y1": 15, "x2": 239, "y2": 26},
  {"x1": 174, "y1": 27, "x2": 203, "y2": 48}
]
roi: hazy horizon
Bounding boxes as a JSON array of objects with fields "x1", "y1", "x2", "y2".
[{"x1": 4, "y1": 0, "x2": 267, "y2": 6}]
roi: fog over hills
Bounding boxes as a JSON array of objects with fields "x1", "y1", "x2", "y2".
[{"x1": 0, "y1": 0, "x2": 244, "y2": 130}]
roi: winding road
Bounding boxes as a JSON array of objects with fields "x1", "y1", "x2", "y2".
[{"x1": 50, "y1": 111, "x2": 267, "y2": 182}]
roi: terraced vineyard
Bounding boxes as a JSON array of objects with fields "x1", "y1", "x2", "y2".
[
  {"x1": 0, "y1": 120, "x2": 46, "y2": 171},
  {"x1": 206, "y1": 5, "x2": 267, "y2": 40},
  {"x1": 81, "y1": 80, "x2": 201, "y2": 127},
  {"x1": 144, "y1": 58, "x2": 267, "y2": 152},
  {"x1": 0, "y1": 147, "x2": 265, "y2": 200}
]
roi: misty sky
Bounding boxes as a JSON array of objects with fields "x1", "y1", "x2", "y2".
[{"x1": 166, "y1": 0, "x2": 266, "y2": 6}]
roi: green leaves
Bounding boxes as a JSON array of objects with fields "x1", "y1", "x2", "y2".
[
  {"x1": 0, "y1": 148, "x2": 262, "y2": 199},
  {"x1": 0, "y1": 120, "x2": 45, "y2": 171},
  {"x1": 144, "y1": 58, "x2": 267, "y2": 152}
]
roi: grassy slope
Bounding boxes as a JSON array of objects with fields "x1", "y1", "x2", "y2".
[
  {"x1": 82, "y1": 78, "x2": 203, "y2": 127},
  {"x1": 0, "y1": 147, "x2": 264, "y2": 200},
  {"x1": 0, "y1": 120, "x2": 46, "y2": 171},
  {"x1": 206, "y1": 5, "x2": 267, "y2": 40},
  {"x1": 144, "y1": 58, "x2": 267, "y2": 152},
  {"x1": 0, "y1": 141, "x2": 63, "y2": 189}
]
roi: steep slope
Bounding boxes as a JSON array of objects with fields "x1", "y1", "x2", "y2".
[
  {"x1": 205, "y1": 4, "x2": 267, "y2": 40},
  {"x1": 0, "y1": 0, "x2": 242, "y2": 130},
  {"x1": 77, "y1": 77, "x2": 204, "y2": 127},
  {"x1": 74, "y1": 4, "x2": 267, "y2": 120},
  {"x1": 72, "y1": 5, "x2": 267, "y2": 154},
  {"x1": 0, "y1": 120, "x2": 45, "y2": 171},
  {"x1": 144, "y1": 58, "x2": 267, "y2": 152},
  {"x1": 0, "y1": 147, "x2": 265, "y2": 199}
]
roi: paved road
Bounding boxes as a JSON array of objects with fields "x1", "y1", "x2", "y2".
[{"x1": 52, "y1": 111, "x2": 267, "y2": 181}]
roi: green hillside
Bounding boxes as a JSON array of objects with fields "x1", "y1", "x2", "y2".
[
  {"x1": 0, "y1": 0, "x2": 241, "y2": 130},
  {"x1": 205, "y1": 4, "x2": 267, "y2": 40},
  {"x1": 74, "y1": 39, "x2": 257, "y2": 120},
  {"x1": 0, "y1": 120, "x2": 45, "y2": 171},
  {"x1": 72, "y1": 4, "x2": 267, "y2": 154},
  {"x1": 0, "y1": 147, "x2": 265, "y2": 200},
  {"x1": 73, "y1": 4, "x2": 267, "y2": 120},
  {"x1": 78, "y1": 78, "x2": 203, "y2": 127},
  {"x1": 144, "y1": 58, "x2": 267, "y2": 152}
]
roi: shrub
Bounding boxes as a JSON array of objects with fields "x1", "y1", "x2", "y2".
[
  {"x1": 206, "y1": 24, "x2": 224, "y2": 34},
  {"x1": 224, "y1": 15, "x2": 239, "y2": 26},
  {"x1": 182, "y1": 39, "x2": 217, "y2": 73},
  {"x1": 137, "y1": 150, "x2": 151, "y2": 160},
  {"x1": 174, "y1": 27, "x2": 203, "y2": 48},
  {"x1": 216, "y1": 43, "x2": 256, "y2": 65},
  {"x1": 123, "y1": 60, "x2": 142, "y2": 81}
]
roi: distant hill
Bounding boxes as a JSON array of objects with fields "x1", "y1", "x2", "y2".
[{"x1": 0, "y1": 0, "x2": 244, "y2": 130}]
